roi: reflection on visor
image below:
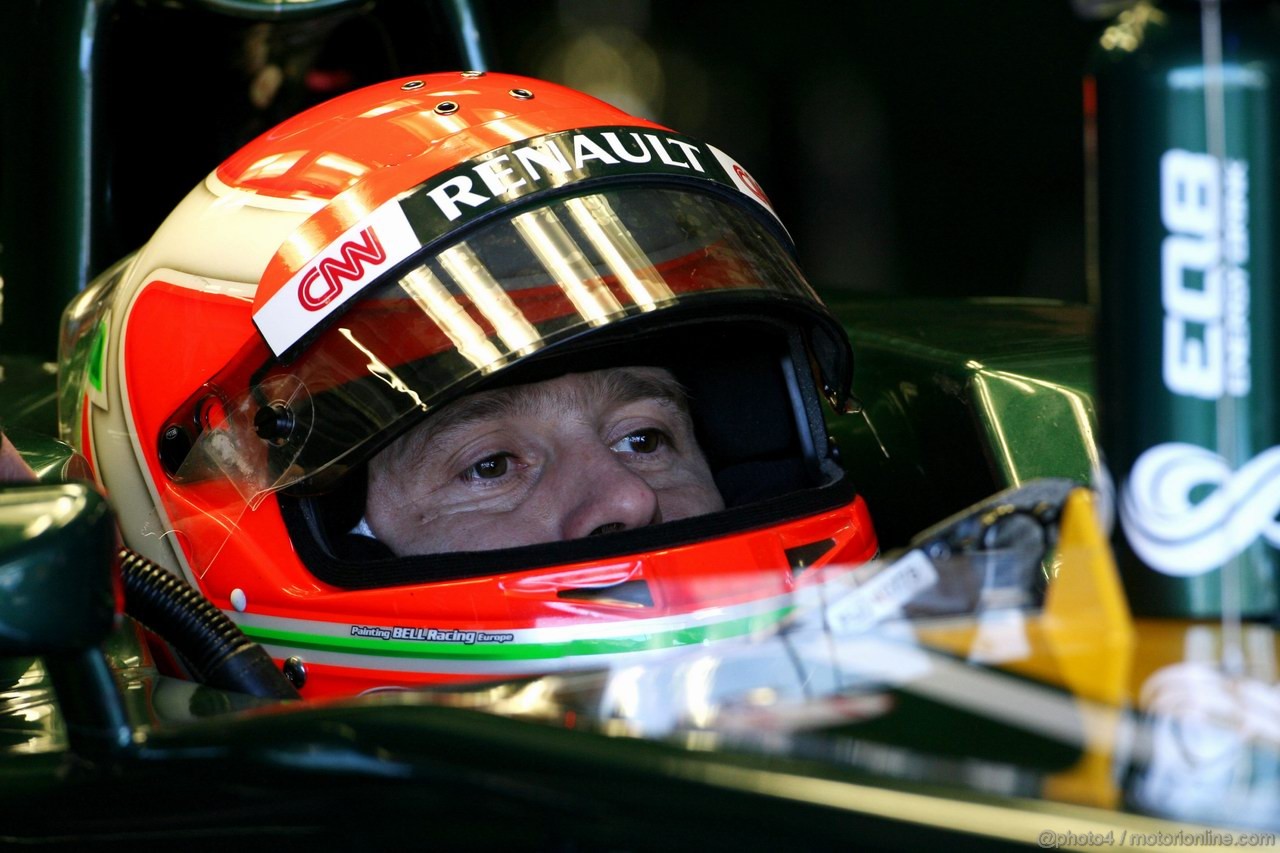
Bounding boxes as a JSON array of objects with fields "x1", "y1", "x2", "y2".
[
  {"x1": 563, "y1": 195, "x2": 675, "y2": 311},
  {"x1": 398, "y1": 266, "x2": 506, "y2": 369},
  {"x1": 173, "y1": 186, "x2": 838, "y2": 511},
  {"x1": 435, "y1": 244, "x2": 542, "y2": 355},
  {"x1": 512, "y1": 206, "x2": 624, "y2": 325}
]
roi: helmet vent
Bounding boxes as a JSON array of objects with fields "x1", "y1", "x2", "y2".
[
  {"x1": 508, "y1": 88, "x2": 534, "y2": 100},
  {"x1": 557, "y1": 580, "x2": 653, "y2": 608},
  {"x1": 785, "y1": 538, "x2": 837, "y2": 574},
  {"x1": 434, "y1": 101, "x2": 459, "y2": 116},
  {"x1": 400, "y1": 80, "x2": 425, "y2": 91}
]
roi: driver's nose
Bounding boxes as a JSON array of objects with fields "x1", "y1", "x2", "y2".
[{"x1": 558, "y1": 443, "x2": 661, "y2": 541}]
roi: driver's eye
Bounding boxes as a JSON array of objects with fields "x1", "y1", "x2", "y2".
[
  {"x1": 613, "y1": 428, "x2": 666, "y2": 454},
  {"x1": 467, "y1": 454, "x2": 510, "y2": 480}
]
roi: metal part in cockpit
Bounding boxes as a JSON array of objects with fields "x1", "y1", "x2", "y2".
[{"x1": 904, "y1": 478, "x2": 1076, "y2": 615}]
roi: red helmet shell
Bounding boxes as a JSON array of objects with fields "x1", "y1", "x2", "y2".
[{"x1": 217, "y1": 73, "x2": 670, "y2": 316}]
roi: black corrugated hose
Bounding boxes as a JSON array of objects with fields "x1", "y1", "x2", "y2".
[{"x1": 117, "y1": 548, "x2": 300, "y2": 700}]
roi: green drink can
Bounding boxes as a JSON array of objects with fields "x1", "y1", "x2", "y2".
[{"x1": 1088, "y1": 0, "x2": 1280, "y2": 617}]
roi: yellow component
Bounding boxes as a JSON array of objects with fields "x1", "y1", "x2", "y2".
[
  {"x1": 912, "y1": 487, "x2": 1137, "y2": 809},
  {"x1": 914, "y1": 487, "x2": 1136, "y2": 703},
  {"x1": 1039, "y1": 488, "x2": 1136, "y2": 809},
  {"x1": 1041, "y1": 488, "x2": 1136, "y2": 706}
]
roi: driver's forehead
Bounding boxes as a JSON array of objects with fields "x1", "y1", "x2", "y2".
[{"x1": 385, "y1": 366, "x2": 689, "y2": 464}]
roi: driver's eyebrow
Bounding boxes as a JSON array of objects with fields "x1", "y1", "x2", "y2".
[
  {"x1": 595, "y1": 367, "x2": 691, "y2": 416},
  {"x1": 394, "y1": 368, "x2": 691, "y2": 468}
]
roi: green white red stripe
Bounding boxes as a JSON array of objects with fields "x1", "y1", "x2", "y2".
[{"x1": 235, "y1": 595, "x2": 798, "y2": 674}]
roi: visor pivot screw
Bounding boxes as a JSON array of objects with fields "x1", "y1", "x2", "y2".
[
  {"x1": 461, "y1": 70, "x2": 486, "y2": 78},
  {"x1": 400, "y1": 80, "x2": 425, "y2": 91},
  {"x1": 158, "y1": 425, "x2": 192, "y2": 476},
  {"x1": 254, "y1": 402, "x2": 295, "y2": 446},
  {"x1": 434, "y1": 100, "x2": 460, "y2": 116},
  {"x1": 508, "y1": 88, "x2": 534, "y2": 100},
  {"x1": 282, "y1": 656, "x2": 307, "y2": 689}
]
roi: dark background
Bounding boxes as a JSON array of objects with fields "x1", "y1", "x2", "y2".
[
  {"x1": 0, "y1": 0, "x2": 1113, "y2": 361},
  {"x1": 484, "y1": 0, "x2": 1105, "y2": 301}
]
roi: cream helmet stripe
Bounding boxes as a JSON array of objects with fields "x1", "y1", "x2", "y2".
[{"x1": 111, "y1": 178, "x2": 324, "y2": 584}]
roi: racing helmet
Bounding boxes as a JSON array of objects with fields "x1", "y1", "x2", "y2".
[{"x1": 58, "y1": 71, "x2": 878, "y2": 698}]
